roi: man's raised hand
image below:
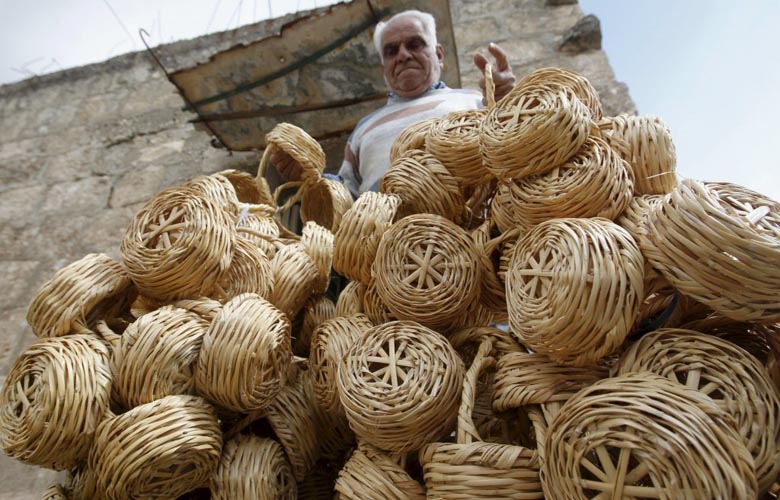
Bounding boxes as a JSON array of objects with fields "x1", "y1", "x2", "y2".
[{"x1": 473, "y1": 43, "x2": 516, "y2": 106}]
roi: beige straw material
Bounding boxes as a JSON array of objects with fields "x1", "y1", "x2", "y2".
[
  {"x1": 639, "y1": 179, "x2": 780, "y2": 323},
  {"x1": 449, "y1": 325, "x2": 524, "y2": 365},
  {"x1": 419, "y1": 340, "x2": 543, "y2": 500},
  {"x1": 110, "y1": 305, "x2": 208, "y2": 409},
  {"x1": 236, "y1": 202, "x2": 281, "y2": 259},
  {"x1": 297, "y1": 460, "x2": 339, "y2": 500},
  {"x1": 480, "y1": 82, "x2": 591, "y2": 181},
  {"x1": 270, "y1": 242, "x2": 320, "y2": 319},
  {"x1": 62, "y1": 465, "x2": 99, "y2": 500},
  {"x1": 543, "y1": 372, "x2": 757, "y2": 500},
  {"x1": 335, "y1": 280, "x2": 366, "y2": 317},
  {"x1": 195, "y1": 293, "x2": 291, "y2": 412},
  {"x1": 41, "y1": 484, "x2": 68, "y2": 500},
  {"x1": 300, "y1": 177, "x2": 354, "y2": 233},
  {"x1": 472, "y1": 220, "x2": 522, "y2": 313},
  {"x1": 295, "y1": 294, "x2": 336, "y2": 357},
  {"x1": 517, "y1": 66, "x2": 603, "y2": 120},
  {"x1": 598, "y1": 114, "x2": 678, "y2": 195},
  {"x1": 492, "y1": 351, "x2": 608, "y2": 412},
  {"x1": 210, "y1": 434, "x2": 297, "y2": 500},
  {"x1": 301, "y1": 221, "x2": 335, "y2": 294},
  {"x1": 373, "y1": 214, "x2": 481, "y2": 330},
  {"x1": 462, "y1": 179, "x2": 496, "y2": 230},
  {"x1": 120, "y1": 185, "x2": 235, "y2": 301},
  {"x1": 337, "y1": 320, "x2": 464, "y2": 452},
  {"x1": 443, "y1": 297, "x2": 498, "y2": 333},
  {"x1": 310, "y1": 314, "x2": 373, "y2": 415},
  {"x1": 617, "y1": 194, "x2": 668, "y2": 297},
  {"x1": 334, "y1": 443, "x2": 426, "y2": 500},
  {"x1": 216, "y1": 169, "x2": 264, "y2": 204},
  {"x1": 212, "y1": 235, "x2": 274, "y2": 302},
  {"x1": 333, "y1": 192, "x2": 401, "y2": 284},
  {"x1": 615, "y1": 328, "x2": 780, "y2": 493},
  {"x1": 0, "y1": 334, "x2": 111, "y2": 470},
  {"x1": 257, "y1": 122, "x2": 326, "y2": 182},
  {"x1": 380, "y1": 150, "x2": 466, "y2": 224},
  {"x1": 507, "y1": 218, "x2": 644, "y2": 366},
  {"x1": 426, "y1": 109, "x2": 493, "y2": 187},
  {"x1": 89, "y1": 394, "x2": 222, "y2": 500},
  {"x1": 186, "y1": 174, "x2": 241, "y2": 216},
  {"x1": 171, "y1": 297, "x2": 223, "y2": 322},
  {"x1": 361, "y1": 278, "x2": 397, "y2": 325},
  {"x1": 27, "y1": 253, "x2": 133, "y2": 338},
  {"x1": 130, "y1": 294, "x2": 161, "y2": 319},
  {"x1": 389, "y1": 117, "x2": 439, "y2": 163}
]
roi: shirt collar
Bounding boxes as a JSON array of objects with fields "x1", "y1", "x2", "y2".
[{"x1": 387, "y1": 81, "x2": 447, "y2": 101}]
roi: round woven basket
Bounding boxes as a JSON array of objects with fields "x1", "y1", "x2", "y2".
[
  {"x1": 120, "y1": 185, "x2": 235, "y2": 301},
  {"x1": 301, "y1": 221, "x2": 334, "y2": 294},
  {"x1": 41, "y1": 485, "x2": 67, "y2": 500},
  {"x1": 236, "y1": 202, "x2": 281, "y2": 259},
  {"x1": 543, "y1": 372, "x2": 757, "y2": 500},
  {"x1": 362, "y1": 278, "x2": 397, "y2": 325},
  {"x1": 507, "y1": 218, "x2": 644, "y2": 366},
  {"x1": 333, "y1": 192, "x2": 401, "y2": 284},
  {"x1": 380, "y1": 150, "x2": 466, "y2": 224},
  {"x1": 216, "y1": 169, "x2": 264, "y2": 204},
  {"x1": 419, "y1": 340, "x2": 543, "y2": 499},
  {"x1": 186, "y1": 174, "x2": 241, "y2": 216},
  {"x1": 310, "y1": 314, "x2": 373, "y2": 415},
  {"x1": 111, "y1": 305, "x2": 209, "y2": 409},
  {"x1": 297, "y1": 460, "x2": 339, "y2": 500},
  {"x1": 211, "y1": 434, "x2": 297, "y2": 500},
  {"x1": 598, "y1": 114, "x2": 678, "y2": 195},
  {"x1": 335, "y1": 443, "x2": 426, "y2": 500},
  {"x1": 373, "y1": 214, "x2": 481, "y2": 330},
  {"x1": 335, "y1": 280, "x2": 366, "y2": 317},
  {"x1": 480, "y1": 81, "x2": 591, "y2": 181},
  {"x1": 171, "y1": 297, "x2": 223, "y2": 322},
  {"x1": 448, "y1": 325, "x2": 524, "y2": 365},
  {"x1": 0, "y1": 334, "x2": 111, "y2": 470},
  {"x1": 517, "y1": 67, "x2": 603, "y2": 120},
  {"x1": 62, "y1": 465, "x2": 99, "y2": 500},
  {"x1": 27, "y1": 253, "x2": 132, "y2": 338},
  {"x1": 295, "y1": 295, "x2": 336, "y2": 357},
  {"x1": 300, "y1": 177, "x2": 354, "y2": 233},
  {"x1": 639, "y1": 179, "x2": 780, "y2": 323},
  {"x1": 89, "y1": 394, "x2": 222, "y2": 500},
  {"x1": 389, "y1": 117, "x2": 439, "y2": 163},
  {"x1": 615, "y1": 328, "x2": 780, "y2": 493},
  {"x1": 426, "y1": 109, "x2": 492, "y2": 187},
  {"x1": 472, "y1": 220, "x2": 521, "y2": 314},
  {"x1": 337, "y1": 320, "x2": 464, "y2": 452},
  {"x1": 195, "y1": 293, "x2": 291, "y2": 412},
  {"x1": 213, "y1": 235, "x2": 274, "y2": 301},
  {"x1": 257, "y1": 122, "x2": 326, "y2": 182},
  {"x1": 270, "y1": 242, "x2": 320, "y2": 318}
]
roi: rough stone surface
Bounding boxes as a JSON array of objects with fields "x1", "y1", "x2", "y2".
[{"x1": 558, "y1": 14, "x2": 602, "y2": 53}]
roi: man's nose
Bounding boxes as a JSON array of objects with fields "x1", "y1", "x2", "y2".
[{"x1": 397, "y1": 44, "x2": 413, "y2": 60}]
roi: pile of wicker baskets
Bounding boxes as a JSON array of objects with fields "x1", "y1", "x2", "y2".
[{"x1": 4, "y1": 66, "x2": 780, "y2": 500}]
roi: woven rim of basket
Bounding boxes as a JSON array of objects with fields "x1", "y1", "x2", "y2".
[
  {"x1": 543, "y1": 372, "x2": 757, "y2": 500},
  {"x1": 26, "y1": 253, "x2": 133, "y2": 338},
  {"x1": 170, "y1": 297, "x2": 223, "y2": 322},
  {"x1": 0, "y1": 334, "x2": 111, "y2": 470},
  {"x1": 598, "y1": 113, "x2": 678, "y2": 195},
  {"x1": 373, "y1": 214, "x2": 481, "y2": 330},
  {"x1": 615, "y1": 328, "x2": 780, "y2": 492},
  {"x1": 310, "y1": 314, "x2": 373, "y2": 415},
  {"x1": 471, "y1": 220, "x2": 520, "y2": 313},
  {"x1": 236, "y1": 202, "x2": 282, "y2": 259},
  {"x1": 389, "y1": 116, "x2": 439, "y2": 163},
  {"x1": 480, "y1": 81, "x2": 592, "y2": 181},
  {"x1": 301, "y1": 221, "x2": 335, "y2": 294},
  {"x1": 362, "y1": 278, "x2": 397, "y2": 325},
  {"x1": 213, "y1": 235, "x2": 274, "y2": 302},
  {"x1": 426, "y1": 108, "x2": 493, "y2": 187},
  {"x1": 111, "y1": 305, "x2": 209, "y2": 409},
  {"x1": 255, "y1": 122, "x2": 325, "y2": 183},
  {"x1": 216, "y1": 169, "x2": 264, "y2": 204},
  {"x1": 89, "y1": 395, "x2": 222, "y2": 499},
  {"x1": 448, "y1": 325, "x2": 523, "y2": 364},
  {"x1": 333, "y1": 192, "x2": 401, "y2": 284},
  {"x1": 195, "y1": 293, "x2": 291, "y2": 412},
  {"x1": 269, "y1": 243, "x2": 320, "y2": 319},
  {"x1": 211, "y1": 434, "x2": 297, "y2": 500},
  {"x1": 300, "y1": 177, "x2": 354, "y2": 233},
  {"x1": 186, "y1": 174, "x2": 241, "y2": 216},
  {"x1": 507, "y1": 217, "x2": 644, "y2": 366},
  {"x1": 335, "y1": 443, "x2": 426, "y2": 500},
  {"x1": 337, "y1": 320, "x2": 464, "y2": 452},
  {"x1": 295, "y1": 295, "x2": 336, "y2": 357},
  {"x1": 639, "y1": 179, "x2": 780, "y2": 323},
  {"x1": 518, "y1": 66, "x2": 603, "y2": 120},
  {"x1": 335, "y1": 280, "x2": 366, "y2": 317}
]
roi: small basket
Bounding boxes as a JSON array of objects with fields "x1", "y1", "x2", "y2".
[
  {"x1": 257, "y1": 122, "x2": 326, "y2": 182},
  {"x1": 171, "y1": 297, "x2": 223, "y2": 322},
  {"x1": 334, "y1": 443, "x2": 426, "y2": 500},
  {"x1": 471, "y1": 220, "x2": 521, "y2": 314},
  {"x1": 236, "y1": 202, "x2": 281, "y2": 259},
  {"x1": 506, "y1": 218, "x2": 644, "y2": 366},
  {"x1": 41, "y1": 484, "x2": 68, "y2": 500},
  {"x1": 361, "y1": 278, "x2": 397, "y2": 325},
  {"x1": 215, "y1": 169, "x2": 265, "y2": 204},
  {"x1": 373, "y1": 214, "x2": 481, "y2": 330},
  {"x1": 426, "y1": 109, "x2": 492, "y2": 187},
  {"x1": 27, "y1": 253, "x2": 133, "y2": 338},
  {"x1": 389, "y1": 117, "x2": 439, "y2": 163},
  {"x1": 295, "y1": 295, "x2": 336, "y2": 357},
  {"x1": 195, "y1": 293, "x2": 291, "y2": 412},
  {"x1": 448, "y1": 325, "x2": 524, "y2": 365},
  {"x1": 517, "y1": 67, "x2": 603, "y2": 120},
  {"x1": 270, "y1": 243, "x2": 320, "y2": 318},
  {"x1": 213, "y1": 235, "x2": 274, "y2": 301},
  {"x1": 337, "y1": 320, "x2": 464, "y2": 452},
  {"x1": 335, "y1": 280, "x2": 366, "y2": 317},
  {"x1": 301, "y1": 221, "x2": 335, "y2": 294},
  {"x1": 210, "y1": 434, "x2": 297, "y2": 500},
  {"x1": 89, "y1": 395, "x2": 222, "y2": 500},
  {"x1": 0, "y1": 334, "x2": 111, "y2": 470},
  {"x1": 300, "y1": 177, "x2": 354, "y2": 233}
]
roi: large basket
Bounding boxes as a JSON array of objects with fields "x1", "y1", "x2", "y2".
[
  {"x1": 210, "y1": 434, "x2": 297, "y2": 500},
  {"x1": 516, "y1": 67, "x2": 603, "y2": 120},
  {"x1": 373, "y1": 214, "x2": 481, "y2": 330},
  {"x1": 300, "y1": 177, "x2": 354, "y2": 233},
  {"x1": 27, "y1": 253, "x2": 133, "y2": 338},
  {"x1": 639, "y1": 179, "x2": 780, "y2": 322},
  {"x1": 335, "y1": 280, "x2": 366, "y2": 317},
  {"x1": 89, "y1": 395, "x2": 222, "y2": 500},
  {"x1": 301, "y1": 221, "x2": 335, "y2": 294},
  {"x1": 615, "y1": 328, "x2": 780, "y2": 493},
  {"x1": 195, "y1": 293, "x2": 291, "y2": 412},
  {"x1": 506, "y1": 218, "x2": 644, "y2": 366},
  {"x1": 212, "y1": 235, "x2": 274, "y2": 301},
  {"x1": 270, "y1": 243, "x2": 320, "y2": 319},
  {"x1": 426, "y1": 108, "x2": 492, "y2": 187},
  {"x1": 0, "y1": 334, "x2": 111, "y2": 470},
  {"x1": 542, "y1": 372, "x2": 757, "y2": 500},
  {"x1": 337, "y1": 320, "x2": 464, "y2": 452},
  {"x1": 389, "y1": 116, "x2": 438, "y2": 163},
  {"x1": 295, "y1": 295, "x2": 336, "y2": 357},
  {"x1": 334, "y1": 443, "x2": 426, "y2": 500},
  {"x1": 419, "y1": 340, "x2": 543, "y2": 499}
]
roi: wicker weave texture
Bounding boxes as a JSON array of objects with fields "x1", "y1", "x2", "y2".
[
  {"x1": 335, "y1": 443, "x2": 426, "y2": 500},
  {"x1": 426, "y1": 108, "x2": 492, "y2": 187},
  {"x1": 270, "y1": 243, "x2": 320, "y2": 319},
  {"x1": 301, "y1": 221, "x2": 335, "y2": 294},
  {"x1": 389, "y1": 117, "x2": 438, "y2": 163},
  {"x1": 213, "y1": 235, "x2": 274, "y2": 301},
  {"x1": 301, "y1": 177, "x2": 354, "y2": 233},
  {"x1": 335, "y1": 280, "x2": 366, "y2": 317},
  {"x1": 296, "y1": 295, "x2": 336, "y2": 357},
  {"x1": 517, "y1": 67, "x2": 603, "y2": 120}
]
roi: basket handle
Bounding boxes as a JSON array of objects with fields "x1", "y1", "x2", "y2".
[
  {"x1": 484, "y1": 62, "x2": 495, "y2": 110},
  {"x1": 456, "y1": 338, "x2": 496, "y2": 445}
]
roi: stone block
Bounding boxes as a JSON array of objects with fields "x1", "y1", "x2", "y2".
[
  {"x1": 454, "y1": 17, "x2": 504, "y2": 53},
  {"x1": 508, "y1": 5, "x2": 582, "y2": 36},
  {"x1": 558, "y1": 14, "x2": 602, "y2": 53},
  {"x1": 111, "y1": 163, "x2": 167, "y2": 207},
  {"x1": 75, "y1": 92, "x2": 124, "y2": 124},
  {"x1": 0, "y1": 155, "x2": 45, "y2": 188},
  {"x1": 120, "y1": 79, "x2": 184, "y2": 117},
  {"x1": 451, "y1": 0, "x2": 538, "y2": 21},
  {"x1": 40, "y1": 147, "x2": 100, "y2": 183},
  {"x1": 0, "y1": 137, "x2": 40, "y2": 163},
  {"x1": 42, "y1": 175, "x2": 111, "y2": 213},
  {"x1": 0, "y1": 184, "x2": 48, "y2": 223},
  {"x1": 0, "y1": 452, "x2": 63, "y2": 500},
  {"x1": 0, "y1": 261, "x2": 40, "y2": 311},
  {"x1": 0, "y1": 307, "x2": 34, "y2": 375}
]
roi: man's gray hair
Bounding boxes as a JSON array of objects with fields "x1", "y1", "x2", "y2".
[{"x1": 372, "y1": 10, "x2": 438, "y2": 62}]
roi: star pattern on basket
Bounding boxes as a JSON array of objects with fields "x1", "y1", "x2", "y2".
[
  {"x1": 142, "y1": 206, "x2": 186, "y2": 249},
  {"x1": 401, "y1": 242, "x2": 448, "y2": 290},
  {"x1": 579, "y1": 444, "x2": 657, "y2": 499},
  {"x1": 515, "y1": 247, "x2": 554, "y2": 298},
  {"x1": 365, "y1": 337, "x2": 416, "y2": 388}
]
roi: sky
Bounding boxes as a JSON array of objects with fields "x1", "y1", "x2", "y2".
[{"x1": 1, "y1": 0, "x2": 778, "y2": 201}]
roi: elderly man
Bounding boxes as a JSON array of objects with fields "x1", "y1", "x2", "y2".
[{"x1": 273, "y1": 9, "x2": 516, "y2": 197}]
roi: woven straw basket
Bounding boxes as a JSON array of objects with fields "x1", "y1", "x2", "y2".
[
  {"x1": 427, "y1": 109, "x2": 492, "y2": 187},
  {"x1": 297, "y1": 460, "x2": 339, "y2": 500},
  {"x1": 195, "y1": 293, "x2": 291, "y2": 412},
  {"x1": 27, "y1": 253, "x2": 132, "y2": 338},
  {"x1": 89, "y1": 394, "x2": 222, "y2": 500},
  {"x1": 373, "y1": 214, "x2": 481, "y2": 330},
  {"x1": 362, "y1": 277, "x2": 397, "y2": 325},
  {"x1": 171, "y1": 297, "x2": 223, "y2": 322},
  {"x1": 301, "y1": 221, "x2": 334, "y2": 294},
  {"x1": 517, "y1": 67, "x2": 603, "y2": 121},
  {"x1": 236, "y1": 202, "x2": 281, "y2": 259},
  {"x1": 300, "y1": 177, "x2": 354, "y2": 233},
  {"x1": 472, "y1": 220, "x2": 521, "y2": 313},
  {"x1": 210, "y1": 434, "x2": 297, "y2": 500},
  {"x1": 186, "y1": 174, "x2": 241, "y2": 216},
  {"x1": 0, "y1": 334, "x2": 111, "y2": 470},
  {"x1": 420, "y1": 340, "x2": 543, "y2": 500},
  {"x1": 335, "y1": 443, "x2": 426, "y2": 500},
  {"x1": 506, "y1": 218, "x2": 644, "y2": 366},
  {"x1": 449, "y1": 325, "x2": 524, "y2": 365},
  {"x1": 335, "y1": 280, "x2": 366, "y2": 317},
  {"x1": 213, "y1": 235, "x2": 274, "y2": 301},
  {"x1": 542, "y1": 372, "x2": 757, "y2": 500},
  {"x1": 41, "y1": 485, "x2": 68, "y2": 500},
  {"x1": 639, "y1": 179, "x2": 780, "y2": 323},
  {"x1": 389, "y1": 116, "x2": 438, "y2": 163},
  {"x1": 295, "y1": 295, "x2": 336, "y2": 357},
  {"x1": 215, "y1": 168, "x2": 266, "y2": 204},
  {"x1": 337, "y1": 320, "x2": 464, "y2": 452},
  {"x1": 270, "y1": 242, "x2": 320, "y2": 318},
  {"x1": 615, "y1": 328, "x2": 780, "y2": 493}
]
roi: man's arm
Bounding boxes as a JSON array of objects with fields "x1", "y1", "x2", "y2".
[{"x1": 473, "y1": 43, "x2": 516, "y2": 105}]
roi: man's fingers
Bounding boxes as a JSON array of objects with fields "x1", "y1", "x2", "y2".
[
  {"x1": 487, "y1": 43, "x2": 510, "y2": 72},
  {"x1": 473, "y1": 52, "x2": 488, "y2": 71}
]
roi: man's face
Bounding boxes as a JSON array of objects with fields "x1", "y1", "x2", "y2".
[{"x1": 380, "y1": 17, "x2": 444, "y2": 98}]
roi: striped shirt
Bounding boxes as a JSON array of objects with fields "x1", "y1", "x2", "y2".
[{"x1": 336, "y1": 83, "x2": 483, "y2": 197}]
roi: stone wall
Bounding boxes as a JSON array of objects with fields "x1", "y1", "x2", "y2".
[{"x1": 0, "y1": 0, "x2": 633, "y2": 496}]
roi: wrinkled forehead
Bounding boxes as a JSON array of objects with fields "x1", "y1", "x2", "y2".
[{"x1": 381, "y1": 16, "x2": 431, "y2": 48}]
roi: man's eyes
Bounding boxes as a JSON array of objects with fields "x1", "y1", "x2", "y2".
[{"x1": 383, "y1": 38, "x2": 427, "y2": 58}]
